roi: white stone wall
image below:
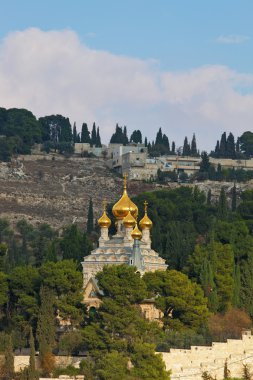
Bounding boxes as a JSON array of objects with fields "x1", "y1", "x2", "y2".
[{"x1": 161, "y1": 331, "x2": 253, "y2": 380}]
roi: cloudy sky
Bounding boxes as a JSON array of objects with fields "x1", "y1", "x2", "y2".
[{"x1": 0, "y1": 0, "x2": 253, "y2": 151}]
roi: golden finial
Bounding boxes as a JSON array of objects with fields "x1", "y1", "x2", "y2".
[
  {"x1": 98, "y1": 200, "x2": 111, "y2": 228},
  {"x1": 123, "y1": 173, "x2": 128, "y2": 190},
  {"x1": 102, "y1": 199, "x2": 107, "y2": 211},
  {"x1": 139, "y1": 200, "x2": 153, "y2": 230},
  {"x1": 131, "y1": 219, "x2": 142, "y2": 240}
]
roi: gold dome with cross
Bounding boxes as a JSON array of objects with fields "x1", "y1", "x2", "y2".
[{"x1": 112, "y1": 174, "x2": 138, "y2": 220}]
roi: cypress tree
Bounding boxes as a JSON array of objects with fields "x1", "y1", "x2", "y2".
[
  {"x1": 232, "y1": 264, "x2": 241, "y2": 307},
  {"x1": 171, "y1": 141, "x2": 176, "y2": 154},
  {"x1": 155, "y1": 128, "x2": 163, "y2": 145},
  {"x1": 28, "y1": 327, "x2": 39, "y2": 380},
  {"x1": 3, "y1": 335, "x2": 14, "y2": 380},
  {"x1": 73, "y1": 122, "x2": 77, "y2": 143},
  {"x1": 236, "y1": 137, "x2": 240, "y2": 153},
  {"x1": 91, "y1": 122, "x2": 97, "y2": 146},
  {"x1": 81, "y1": 123, "x2": 91, "y2": 144},
  {"x1": 36, "y1": 286, "x2": 55, "y2": 360},
  {"x1": 144, "y1": 137, "x2": 148, "y2": 147},
  {"x1": 87, "y1": 198, "x2": 94, "y2": 234},
  {"x1": 231, "y1": 183, "x2": 237, "y2": 211},
  {"x1": 240, "y1": 253, "x2": 253, "y2": 318},
  {"x1": 96, "y1": 127, "x2": 102, "y2": 147},
  {"x1": 215, "y1": 140, "x2": 220, "y2": 155},
  {"x1": 200, "y1": 259, "x2": 218, "y2": 311},
  {"x1": 76, "y1": 133, "x2": 80, "y2": 143},
  {"x1": 164, "y1": 223, "x2": 181, "y2": 270},
  {"x1": 207, "y1": 189, "x2": 212, "y2": 205},
  {"x1": 227, "y1": 132, "x2": 236, "y2": 158},
  {"x1": 218, "y1": 187, "x2": 228, "y2": 219},
  {"x1": 162, "y1": 134, "x2": 170, "y2": 152},
  {"x1": 183, "y1": 137, "x2": 190, "y2": 156},
  {"x1": 190, "y1": 133, "x2": 197, "y2": 156},
  {"x1": 123, "y1": 126, "x2": 128, "y2": 145},
  {"x1": 220, "y1": 132, "x2": 227, "y2": 157}
]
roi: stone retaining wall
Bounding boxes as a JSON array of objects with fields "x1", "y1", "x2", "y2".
[{"x1": 161, "y1": 330, "x2": 253, "y2": 380}]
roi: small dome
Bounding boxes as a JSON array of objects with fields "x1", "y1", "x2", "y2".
[
  {"x1": 139, "y1": 201, "x2": 153, "y2": 230},
  {"x1": 123, "y1": 211, "x2": 136, "y2": 228},
  {"x1": 112, "y1": 175, "x2": 138, "y2": 220},
  {"x1": 98, "y1": 211, "x2": 111, "y2": 228},
  {"x1": 131, "y1": 222, "x2": 142, "y2": 240}
]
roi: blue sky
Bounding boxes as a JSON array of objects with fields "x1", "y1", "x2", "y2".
[{"x1": 0, "y1": 1, "x2": 253, "y2": 149}]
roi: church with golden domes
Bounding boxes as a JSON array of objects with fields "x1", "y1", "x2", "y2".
[{"x1": 82, "y1": 175, "x2": 167, "y2": 306}]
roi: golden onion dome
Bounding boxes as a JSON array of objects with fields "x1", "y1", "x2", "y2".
[
  {"x1": 112, "y1": 174, "x2": 138, "y2": 220},
  {"x1": 98, "y1": 200, "x2": 111, "y2": 228},
  {"x1": 123, "y1": 211, "x2": 136, "y2": 228},
  {"x1": 131, "y1": 222, "x2": 142, "y2": 240},
  {"x1": 139, "y1": 201, "x2": 153, "y2": 230}
]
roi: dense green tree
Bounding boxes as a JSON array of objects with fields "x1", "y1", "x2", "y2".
[
  {"x1": 110, "y1": 124, "x2": 128, "y2": 145},
  {"x1": 240, "y1": 131, "x2": 253, "y2": 157},
  {"x1": 163, "y1": 222, "x2": 196, "y2": 270},
  {"x1": 39, "y1": 260, "x2": 83, "y2": 321},
  {"x1": 9, "y1": 266, "x2": 40, "y2": 335},
  {"x1": 61, "y1": 224, "x2": 87, "y2": 261},
  {"x1": 97, "y1": 264, "x2": 148, "y2": 304},
  {"x1": 130, "y1": 129, "x2": 142, "y2": 144},
  {"x1": 187, "y1": 242, "x2": 234, "y2": 312},
  {"x1": 143, "y1": 270, "x2": 209, "y2": 331},
  {"x1": 199, "y1": 151, "x2": 210, "y2": 173},
  {"x1": 0, "y1": 138, "x2": 12, "y2": 161},
  {"x1": 130, "y1": 342, "x2": 171, "y2": 380},
  {"x1": 39, "y1": 114, "x2": 72, "y2": 144},
  {"x1": 81, "y1": 123, "x2": 91, "y2": 144}
]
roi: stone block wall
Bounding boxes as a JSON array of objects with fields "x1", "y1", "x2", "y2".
[{"x1": 161, "y1": 331, "x2": 253, "y2": 380}]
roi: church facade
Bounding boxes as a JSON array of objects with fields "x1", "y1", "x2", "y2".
[{"x1": 82, "y1": 176, "x2": 167, "y2": 305}]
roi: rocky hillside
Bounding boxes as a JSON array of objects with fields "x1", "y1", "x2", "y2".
[
  {"x1": 0, "y1": 155, "x2": 252, "y2": 229},
  {"x1": 0, "y1": 155, "x2": 156, "y2": 229}
]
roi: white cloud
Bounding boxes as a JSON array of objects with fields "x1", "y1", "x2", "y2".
[
  {"x1": 216, "y1": 34, "x2": 250, "y2": 44},
  {"x1": 0, "y1": 28, "x2": 253, "y2": 150}
]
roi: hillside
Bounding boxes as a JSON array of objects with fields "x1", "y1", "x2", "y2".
[{"x1": 0, "y1": 155, "x2": 156, "y2": 228}]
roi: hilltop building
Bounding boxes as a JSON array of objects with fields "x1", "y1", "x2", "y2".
[{"x1": 82, "y1": 175, "x2": 167, "y2": 308}]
